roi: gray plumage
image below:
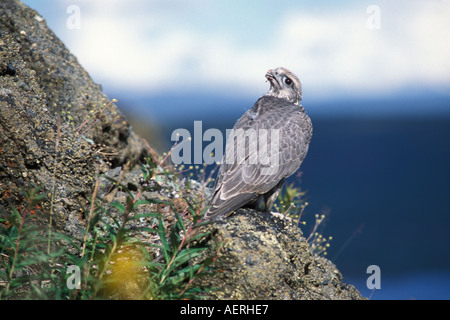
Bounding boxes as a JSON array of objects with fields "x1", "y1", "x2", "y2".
[{"x1": 203, "y1": 67, "x2": 312, "y2": 221}]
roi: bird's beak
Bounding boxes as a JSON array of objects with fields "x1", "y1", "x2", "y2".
[{"x1": 265, "y1": 69, "x2": 277, "y2": 85}]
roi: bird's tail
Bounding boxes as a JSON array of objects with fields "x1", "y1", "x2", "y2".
[{"x1": 202, "y1": 193, "x2": 257, "y2": 222}]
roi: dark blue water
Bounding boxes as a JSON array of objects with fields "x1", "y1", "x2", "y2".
[
  {"x1": 300, "y1": 117, "x2": 450, "y2": 299},
  {"x1": 117, "y1": 93, "x2": 450, "y2": 299}
]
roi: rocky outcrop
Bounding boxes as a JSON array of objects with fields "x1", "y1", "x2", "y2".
[
  {"x1": 195, "y1": 209, "x2": 363, "y2": 300},
  {"x1": 0, "y1": 0, "x2": 363, "y2": 300},
  {"x1": 0, "y1": 0, "x2": 150, "y2": 233}
]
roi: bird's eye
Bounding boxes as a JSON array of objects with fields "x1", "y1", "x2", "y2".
[{"x1": 284, "y1": 77, "x2": 292, "y2": 85}]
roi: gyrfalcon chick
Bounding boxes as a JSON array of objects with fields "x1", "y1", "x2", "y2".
[{"x1": 203, "y1": 67, "x2": 312, "y2": 221}]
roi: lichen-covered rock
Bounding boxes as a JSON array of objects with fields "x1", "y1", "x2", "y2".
[
  {"x1": 0, "y1": 0, "x2": 149, "y2": 232},
  {"x1": 195, "y1": 209, "x2": 364, "y2": 300}
]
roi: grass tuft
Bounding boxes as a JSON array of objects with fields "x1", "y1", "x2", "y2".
[{"x1": 0, "y1": 157, "x2": 223, "y2": 300}]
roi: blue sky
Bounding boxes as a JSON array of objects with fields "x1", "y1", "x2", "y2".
[{"x1": 23, "y1": 0, "x2": 450, "y2": 105}]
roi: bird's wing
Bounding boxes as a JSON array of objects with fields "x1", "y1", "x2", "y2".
[{"x1": 204, "y1": 97, "x2": 311, "y2": 221}]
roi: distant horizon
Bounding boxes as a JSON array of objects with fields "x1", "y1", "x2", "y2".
[{"x1": 111, "y1": 87, "x2": 450, "y2": 121}]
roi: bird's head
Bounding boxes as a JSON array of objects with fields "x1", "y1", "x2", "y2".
[{"x1": 265, "y1": 67, "x2": 302, "y2": 105}]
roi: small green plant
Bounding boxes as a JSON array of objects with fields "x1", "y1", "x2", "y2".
[
  {"x1": 176, "y1": 162, "x2": 219, "y2": 218},
  {"x1": 0, "y1": 187, "x2": 63, "y2": 299},
  {"x1": 275, "y1": 182, "x2": 308, "y2": 223},
  {"x1": 0, "y1": 157, "x2": 223, "y2": 300},
  {"x1": 275, "y1": 183, "x2": 332, "y2": 257},
  {"x1": 306, "y1": 213, "x2": 333, "y2": 256}
]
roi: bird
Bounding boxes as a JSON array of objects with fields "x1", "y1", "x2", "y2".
[{"x1": 202, "y1": 67, "x2": 313, "y2": 221}]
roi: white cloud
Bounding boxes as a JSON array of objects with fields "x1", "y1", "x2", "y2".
[
  {"x1": 52, "y1": 0, "x2": 450, "y2": 98},
  {"x1": 272, "y1": 2, "x2": 450, "y2": 98}
]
